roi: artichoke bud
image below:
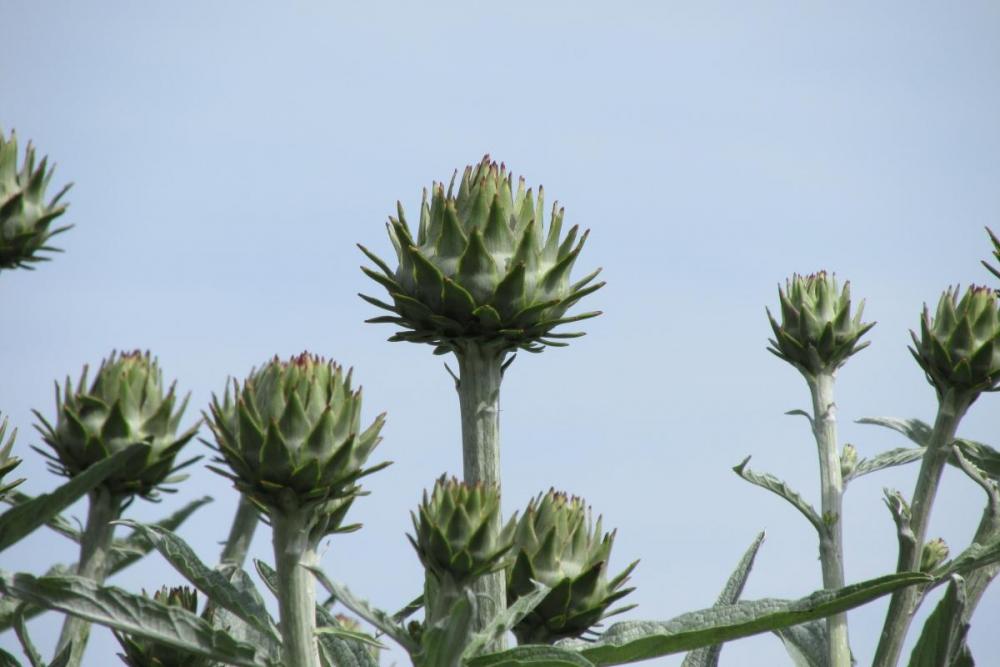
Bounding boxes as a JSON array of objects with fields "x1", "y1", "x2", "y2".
[
  {"x1": 508, "y1": 490, "x2": 638, "y2": 644},
  {"x1": 409, "y1": 475, "x2": 515, "y2": 585},
  {"x1": 0, "y1": 129, "x2": 72, "y2": 271},
  {"x1": 33, "y1": 351, "x2": 199, "y2": 499},
  {"x1": 115, "y1": 586, "x2": 215, "y2": 667},
  {"x1": 360, "y1": 155, "x2": 604, "y2": 355},
  {"x1": 207, "y1": 353, "x2": 389, "y2": 523},
  {"x1": 920, "y1": 537, "x2": 950, "y2": 573},
  {"x1": 840, "y1": 444, "x2": 858, "y2": 480},
  {"x1": 910, "y1": 285, "x2": 1000, "y2": 398},
  {"x1": 767, "y1": 272, "x2": 874, "y2": 376},
  {"x1": 0, "y1": 415, "x2": 24, "y2": 500}
]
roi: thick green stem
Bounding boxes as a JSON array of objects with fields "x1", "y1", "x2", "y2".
[
  {"x1": 806, "y1": 372, "x2": 850, "y2": 667},
  {"x1": 219, "y1": 496, "x2": 259, "y2": 568},
  {"x1": 272, "y1": 510, "x2": 321, "y2": 667},
  {"x1": 455, "y1": 343, "x2": 506, "y2": 647},
  {"x1": 55, "y1": 488, "x2": 122, "y2": 667},
  {"x1": 873, "y1": 390, "x2": 971, "y2": 667}
]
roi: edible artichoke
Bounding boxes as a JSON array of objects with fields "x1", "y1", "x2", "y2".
[
  {"x1": 508, "y1": 491, "x2": 637, "y2": 644},
  {"x1": 359, "y1": 156, "x2": 603, "y2": 354},
  {"x1": 114, "y1": 586, "x2": 215, "y2": 667},
  {"x1": 409, "y1": 476, "x2": 515, "y2": 585},
  {"x1": 207, "y1": 353, "x2": 387, "y2": 530},
  {"x1": 0, "y1": 129, "x2": 71, "y2": 271},
  {"x1": 34, "y1": 351, "x2": 199, "y2": 499},
  {"x1": 910, "y1": 285, "x2": 1000, "y2": 397},
  {"x1": 0, "y1": 414, "x2": 23, "y2": 500},
  {"x1": 767, "y1": 272, "x2": 874, "y2": 376}
]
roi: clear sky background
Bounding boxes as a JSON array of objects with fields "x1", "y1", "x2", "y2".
[{"x1": 2, "y1": 2, "x2": 999, "y2": 665}]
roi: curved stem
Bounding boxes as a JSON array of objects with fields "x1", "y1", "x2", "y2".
[
  {"x1": 874, "y1": 390, "x2": 971, "y2": 667},
  {"x1": 55, "y1": 488, "x2": 122, "y2": 667},
  {"x1": 219, "y1": 496, "x2": 259, "y2": 569},
  {"x1": 455, "y1": 343, "x2": 506, "y2": 649},
  {"x1": 272, "y1": 509, "x2": 321, "y2": 667},
  {"x1": 806, "y1": 372, "x2": 850, "y2": 667}
]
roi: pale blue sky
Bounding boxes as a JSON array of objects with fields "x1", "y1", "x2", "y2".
[{"x1": 2, "y1": 2, "x2": 999, "y2": 665}]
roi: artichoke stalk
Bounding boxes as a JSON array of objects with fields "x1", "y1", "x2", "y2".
[
  {"x1": 0, "y1": 129, "x2": 72, "y2": 271},
  {"x1": 508, "y1": 491, "x2": 636, "y2": 644},
  {"x1": 207, "y1": 353, "x2": 388, "y2": 667},
  {"x1": 767, "y1": 272, "x2": 873, "y2": 666},
  {"x1": 875, "y1": 285, "x2": 1000, "y2": 667},
  {"x1": 33, "y1": 351, "x2": 198, "y2": 667},
  {"x1": 360, "y1": 157, "x2": 603, "y2": 640}
]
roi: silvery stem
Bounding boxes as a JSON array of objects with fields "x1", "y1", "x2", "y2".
[
  {"x1": 219, "y1": 496, "x2": 259, "y2": 569},
  {"x1": 272, "y1": 509, "x2": 321, "y2": 667}
]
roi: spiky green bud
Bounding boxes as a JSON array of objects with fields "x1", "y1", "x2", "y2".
[
  {"x1": 360, "y1": 156, "x2": 603, "y2": 355},
  {"x1": 208, "y1": 353, "x2": 388, "y2": 531},
  {"x1": 840, "y1": 444, "x2": 858, "y2": 480},
  {"x1": 0, "y1": 415, "x2": 23, "y2": 500},
  {"x1": 114, "y1": 586, "x2": 215, "y2": 667},
  {"x1": 910, "y1": 285, "x2": 1000, "y2": 398},
  {"x1": 0, "y1": 130, "x2": 72, "y2": 271},
  {"x1": 409, "y1": 476, "x2": 515, "y2": 585},
  {"x1": 34, "y1": 351, "x2": 198, "y2": 499},
  {"x1": 508, "y1": 490, "x2": 637, "y2": 644},
  {"x1": 920, "y1": 537, "x2": 950, "y2": 573},
  {"x1": 767, "y1": 272, "x2": 874, "y2": 376}
]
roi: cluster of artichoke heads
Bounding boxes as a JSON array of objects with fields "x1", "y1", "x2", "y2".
[
  {"x1": 0, "y1": 129, "x2": 71, "y2": 271},
  {"x1": 360, "y1": 155, "x2": 603, "y2": 355},
  {"x1": 34, "y1": 350, "x2": 199, "y2": 499},
  {"x1": 411, "y1": 479, "x2": 636, "y2": 643},
  {"x1": 114, "y1": 586, "x2": 215, "y2": 667}
]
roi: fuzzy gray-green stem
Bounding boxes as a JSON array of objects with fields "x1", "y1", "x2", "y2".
[
  {"x1": 873, "y1": 390, "x2": 971, "y2": 667},
  {"x1": 55, "y1": 488, "x2": 122, "y2": 667},
  {"x1": 806, "y1": 372, "x2": 850, "y2": 667},
  {"x1": 272, "y1": 510, "x2": 321, "y2": 667},
  {"x1": 219, "y1": 496, "x2": 259, "y2": 568},
  {"x1": 455, "y1": 343, "x2": 506, "y2": 648}
]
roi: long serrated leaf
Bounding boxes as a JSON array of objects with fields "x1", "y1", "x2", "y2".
[
  {"x1": 774, "y1": 620, "x2": 829, "y2": 667},
  {"x1": 211, "y1": 569, "x2": 282, "y2": 664},
  {"x1": 465, "y1": 582, "x2": 551, "y2": 658},
  {"x1": 305, "y1": 565, "x2": 418, "y2": 653},
  {"x1": 12, "y1": 604, "x2": 43, "y2": 667},
  {"x1": 0, "y1": 647, "x2": 21, "y2": 667},
  {"x1": 315, "y1": 590, "x2": 380, "y2": 667},
  {"x1": 0, "y1": 571, "x2": 263, "y2": 667},
  {"x1": 116, "y1": 521, "x2": 279, "y2": 646},
  {"x1": 907, "y1": 575, "x2": 970, "y2": 667},
  {"x1": 935, "y1": 535, "x2": 1000, "y2": 581},
  {"x1": 849, "y1": 448, "x2": 924, "y2": 481},
  {"x1": 0, "y1": 444, "x2": 146, "y2": 552},
  {"x1": 682, "y1": 532, "x2": 765, "y2": 667},
  {"x1": 467, "y1": 645, "x2": 596, "y2": 667},
  {"x1": 857, "y1": 417, "x2": 933, "y2": 446},
  {"x1": 2, "y1": 491, "x2": 80, "y2": 542},
  {"x1": 567, "y1": 572, "x2": 929, "y2": 666},
  {"x1": 109, "y1": 495, "x2": 213, "y2": 569},
  {"x1": 733, "y1": 457, "x2": 823, "y2": 533}
]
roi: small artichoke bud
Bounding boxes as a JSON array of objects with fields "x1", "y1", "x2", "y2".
[
  {"x1": 115, "y1": 586, "x2": 214, "y2": 667},
  {"x1": 0, "y1": 129, "x2": 72, "y2": 271},
  {"x1": 920, "y1": 538, "x2": 950, "y2": 572},
  {"x1": 409, "y1": 476, "x2": 515, "y2": 585},
  {"x1": 0, "y1": 415, "x2": 24, "y2": 500},
  {"x1": 360, "y1": 156, "x2": 604, "y2": 355},
  {"x1": 34, "y1": 351, "x2": 199, "y2": 499},
  {"x1": 767, "y1": 272, "x2": 874, "y2": 376},
  {"x1": 207, "y1": 353, "x2": 388, "y2": 524},
  {"x1": 840, "y1": 444, "x2": 858, "y2": 480},
  {"x1": 508, "y1": 490, "x2": 638, "y2": 644},
  {"x1": 910, "y1": 285, "x2": 1000, "y2": 399}
]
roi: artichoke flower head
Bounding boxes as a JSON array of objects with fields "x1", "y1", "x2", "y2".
[
  {"x1": 0, "y1": 129, "x2": 71, "y2": 271},
  {"x1": 34, "y1": 350, "x2": 199, "y2": 500},
  {"x1": 360, "y1": 156, "x2": 604, "y2": 355}
]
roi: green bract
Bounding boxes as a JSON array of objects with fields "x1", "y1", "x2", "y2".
[
  {"x1": 767, "y1": 272, "x2": 874, "y2": 376},
  {"x1": 359, "y1": 156, "x2": 604, "y2": 354},
  {"x1": 409, "y1": 476, "x2": 515, "y2": 585},
  {"x1": 34, "y1": 350, "x2": 199, "y2": 499},
  {"x1": 911, "y1": 285, "x2": 1000, "y2": 397},
  {"x1": 0, "y1": 129, "x2": 71, "y2": 271},
  {"x1": 0, "y1": 414, "x2": 23, "y2": 500},
  {"x1": 983, "y1": 226, "x2": 1000, "y2": 282},
  {"x1": 114, "y1": 586, "x2": 216, "y2": 667},
  {"x1": 207, "y1": 353, "x2": 387, "y2": 530},
  {"x1": 508, "y1": 490, "x2": 637, "y2": 644}
]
